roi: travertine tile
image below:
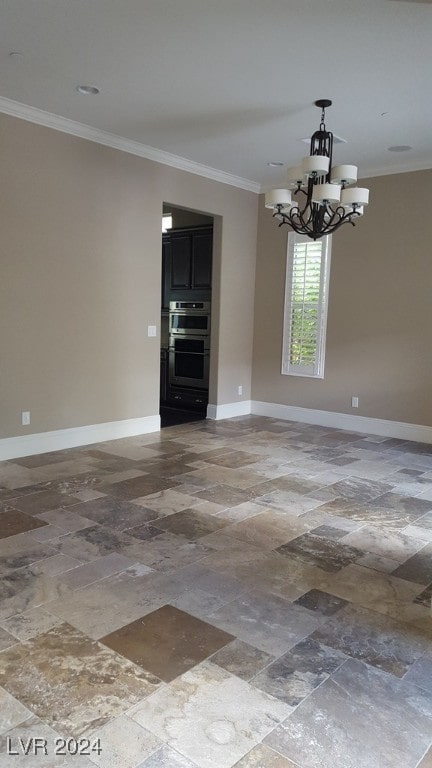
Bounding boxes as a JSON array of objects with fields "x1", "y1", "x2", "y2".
[
  {"x1": 294, "y1": 589, "x2": 347, "y2": 616},
  {"x1": 70, "y1": 488, "x2": 107, "y2": 502},
  {"x1": 317, "y1": 563, "x2": 424, "y2": 620},
  {"x1": 193, "y1": 485, "x2": 256, "y2": 507},
  {"x1": 343, "y1": 524, "x2": 426, "y2": 563},
  {"x1": 244, "y1": 552, "x2": 327, "y2": 600},
  {"x1": 233, "y1": 745, "x2": 299, "y2": 767},
  {"x1": 0, "y1": 567, "x2": 72, "y2": 621},
  {"x1": 0, "y1": 607, "x2": 61, "y2": 641},
  {"x1": 37, "y1": 507, "x2": 96, "y2": 533},
  {"x1": 418, "y1": 748, "x2": 432, "y2": 768},
  {"x1": 169, "y1": 588, "x2": 226, "y2": 618},
  {"x1": 208, "y1": 590, "x2": 323, "y2": 656},
  {"x1": 391, "y1": 543, "x2": 432, "y2": 584},
  {"x1": 29, "y1": 523, "x2": 68, "y2": 541},
  {"x1": 265, "y1": 659, "x2": 432, "y2": 768},
  {"x1": 51, "y1": 525, "x2": 139, "y2": 562},
  {"x1": 138, "y1": 746, "x2": 199, "y2": 767},
  {"x1": 67, "y1": 497, "x2": 158, "y2": 531},
  {"x1": 0, "y1": 509, "x2": 48, "y2": 539},
  {"x1": 0, "y1": 623, "x2": 161, "y2": 737},
  {"x1": 0, "y1": 626, "x2": 18, "y2": 650},
  {"x1": 0, "y1": 464, "x2": 44, "y2": 490},
  {"x1": 222, "y1": 511, "x2": 310, "y2": 550},
  {"x1": 46, "y1": 566, "x2": 161, "y2": 639},
  {"x1": 129, "y1": 662, "x2": 292, "y2": 768},
  {"x1": 202, "y1": 451, "x2": 261, "y2": 469},
  {"x1": 107, "y1": 475, "x2": 180, "y2": 500},
  {"x1": 28, "y1": 553, "x2": 83, "y2": 577},
  {"x1": 276, "y1": 532, "x2": 362, "y2": 573},
  {"x1": 156, "y1": 508, "x2": 228, "y2": 539},
  {"x1": 123, "y1": 531, "x2": 215, "y2": 572},
  {"x1": 0, "y1": 687, "x2": 32, "y2": 735},
  {"x1": 329, "y1": 477, "x2": 393, "y2": 502},
  {"x1": 123, "y1": 523, "x2": 163, "y2": 541},
  {"x1": 214, "y1": 501, "x2": 264, "y2": 522},
  {"x1": 100, "y1": 605, "x2": 234, "y2": 682},
  {"x1": 87, "y1": 714, "x2": 161, "y2": 768},
  {"x1": 255, "y1": 490, "x2": 324, "y2": 515},
  {"x1": 131, "y1": 489, "x2": 202, "y2": 516},
  {"x1": 211, "y1": 639, "x2": 275, "y2": 681},
  {"x1": 251, "y1": 636, "x2": 346, "y2": 706},
  {"x1": 310, "y1": 603, "x2": 430, "y2": 677},
  {"x1": 310, "y1": 497, "x2": 422, "y2": 530},
  {"x1": 310, "y1": 524, "x2": 349, "y2": 540},
  {"x1": 13, "y1": 490, "x2": 78, "y2": 515},
  {"x1": 403, "y1": 656, "x2": 432, "y2": 693},
  {"x1": 0, "y1": 717, "x2": 72, "y2": 767},
  {"x1": 57, "y1": 553, "x2": 136, "y2": 589}
]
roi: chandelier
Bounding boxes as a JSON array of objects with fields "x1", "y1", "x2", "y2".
[{"x1": 265, "y1": 100, "x2": 369, "y2": 240}]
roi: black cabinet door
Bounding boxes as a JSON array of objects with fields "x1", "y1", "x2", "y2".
[
  {"x1": 170, "y1": 234, "x2": 192, "y2": 289},
  {"x1": 161, "y1": 238, "x2": 171, "y2": 311},
  {"x1": 163, "y1": 225, "x2": 213, "y2": 301},
  {"x1": 192, "y1": 231, "x2": 212, "y2": 289}
]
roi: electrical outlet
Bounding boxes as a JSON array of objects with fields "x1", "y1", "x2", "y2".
[
  {"x1": 351, "y1": 396, "x2": 359, "y2": 408},
  {"x1": 147, "y1": 325, "x2": 157, "y2": 337},
  {"x1": 237, "y1": 385, "x2": 243, "y2": 396},
  {"x1": 21, "y1": 411, "x2": 31, "y2": 426}
]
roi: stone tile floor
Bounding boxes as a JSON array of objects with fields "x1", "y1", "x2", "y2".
[{"x1": 1, "y1": 415, "x2": 432, "y2": 766}]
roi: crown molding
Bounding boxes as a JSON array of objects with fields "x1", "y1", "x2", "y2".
[
  {"x1": 0, "y1": 96, "x2": 260, "y2": 194},
  {"x1": 359, "y1": 161, "x2": 432, "y2": 180}
]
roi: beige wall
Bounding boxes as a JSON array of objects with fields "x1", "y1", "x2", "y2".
[
  {"x1": 252, "y1": 169, "x2": 432, "y2": 427},
  {"x1": 163, "y1": 204, "x2": 213, "y2": 228},
  {"x1": 0, "y1": 113, "x2": 258, "y2": 439}
]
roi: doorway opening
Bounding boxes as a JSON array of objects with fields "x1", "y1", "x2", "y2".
[{"x1": 160, "y1": 204, "x2": 214, "y2": 429}]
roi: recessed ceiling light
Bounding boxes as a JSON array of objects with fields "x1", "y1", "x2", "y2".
[
  {"x1": 267, "y1": 162, "x2": 284, "y2": 167},
  {"x1": 387, "y1": 145, "x2": 412, "y2": 152},
  {"x1": 76, "y1": 85, "x2": 100, "y2": 95}
]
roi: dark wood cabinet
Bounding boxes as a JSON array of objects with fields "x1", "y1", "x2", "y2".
[
  {"x1": 162, "y1": 225, "x2": 213, "y2": 306},
  {"x1": 170, "y1": 233, "x2": 193, "y2": 289},
  {"x1": 191, "y1": 230, "x2": 213, "y2": 289},
  {"x1": 160, "y1": 348, "x2": 168, "y2": 403},
  {"x1": 161, "y1": 239, "x2": 171, "y2": 312},
  {"x1": 167, "y1": 386, "x2": 208, "y2": 409}
]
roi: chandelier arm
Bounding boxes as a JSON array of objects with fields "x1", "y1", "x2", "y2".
[
  {"x1": 322, "y1": 203, "x2": 344, "y2": 228},
  {"x1": 291, "y1": 206, "x2": 313, "y2": 231},
  {"x1": 276, "y1": 203, "x2": 361, "y2": 240},
  {"x1": 281, "y1": 209, "x2": 317, "y2": 239},
  {"x1": 293, "y1": 187, "x2": 307, "y2": 198}
]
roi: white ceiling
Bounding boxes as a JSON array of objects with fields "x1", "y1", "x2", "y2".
[{"x1": 0, "y1": 0, "x2": 431, "y2": 190}]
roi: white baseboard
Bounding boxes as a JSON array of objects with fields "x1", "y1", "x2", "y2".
[
  {"x1": 207, "y1": 400, "x2": 252, "y2": 420},
  {"x1": 0, "y1": 415, "x2": 160, "y2": 461},
  {"x1": 3, "y1": 401, "x2": 431, "y2": 461},
  {"x1": 251, "y1": 401, "x2": 432, "y2": 444}
]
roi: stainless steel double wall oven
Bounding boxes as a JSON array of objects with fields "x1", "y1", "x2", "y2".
[{"x1": 168, "y1": 301, "x2": 211, "y2": 390}]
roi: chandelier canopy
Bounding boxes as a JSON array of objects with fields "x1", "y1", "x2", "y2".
[{"x1": 265, "y1": 100, "x2": 369, "y2": 240}]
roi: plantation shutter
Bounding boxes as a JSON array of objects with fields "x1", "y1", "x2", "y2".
[{"x1": 282, "y1": 232, "x2": 331, "y2": 378}]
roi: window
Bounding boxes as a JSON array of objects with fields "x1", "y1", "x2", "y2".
[
  {"x1": 162, "y1": 213, "x2": 173, "y2": 232},
  {"x1": 282, "y1": 232, "x2": 331, "y2": 378}
]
